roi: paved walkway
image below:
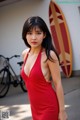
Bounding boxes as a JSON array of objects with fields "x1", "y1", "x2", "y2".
[{"x1": 0, "y1": 76, "x2": 80, "y2": 120}]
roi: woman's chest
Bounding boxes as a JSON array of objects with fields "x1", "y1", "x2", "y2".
[{"x1": 24, "y1": 52, "x2": 50, "y2": 81}]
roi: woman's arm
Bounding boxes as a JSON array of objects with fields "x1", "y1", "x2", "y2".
[{"x1": 47, "y1": 50, "x2": 67, "y2": 120}]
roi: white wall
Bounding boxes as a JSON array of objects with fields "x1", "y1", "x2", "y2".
[{"x1": 0, "y1": 0, "x2": 80, "y2": 74}]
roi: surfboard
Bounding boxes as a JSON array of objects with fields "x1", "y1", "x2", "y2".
[{"x1": 49, "y1": 0, "x2": 72, "y2": 77}]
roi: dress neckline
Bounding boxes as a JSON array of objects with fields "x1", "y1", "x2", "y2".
[{"x1": 23, "y1": 48, "x2": 42, "y2": 78}]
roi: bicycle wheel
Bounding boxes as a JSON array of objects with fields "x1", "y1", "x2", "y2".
[
  {"x1": 20, "y1": 76, "x2": 27, "y2": 92},
  {"x1": 0, "y1": 69, "x2": 10, "y2": 98}
]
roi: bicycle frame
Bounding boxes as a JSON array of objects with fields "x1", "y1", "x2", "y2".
[
  {"x1": 5, "y1": 59, "x2": 20, "y2": 82},
  {"x1": 0, "y1": 55, "x2": 27, "y2": 98}
]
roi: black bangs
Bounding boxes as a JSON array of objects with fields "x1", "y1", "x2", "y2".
[
  {"x1": 27, "y1": 25, "x2": 43, "y2": 32},
  {"x1": 26, "y1": 20, "x2": 45, "y2": 33}
]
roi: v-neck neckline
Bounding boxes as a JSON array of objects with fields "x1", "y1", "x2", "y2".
[{"x1": 23, "y1": 49, "x2": 42, "y2": 78}]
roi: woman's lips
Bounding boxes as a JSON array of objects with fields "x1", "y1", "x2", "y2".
[{"x1": 31, "y1": 42, "x2": 37, "y2": 44}]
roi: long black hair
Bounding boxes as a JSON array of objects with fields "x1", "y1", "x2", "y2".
[{"x1": 22, "y1": 16, "x2": 59, "y2": 62}]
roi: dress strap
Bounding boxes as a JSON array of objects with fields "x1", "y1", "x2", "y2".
[
  {"x1": 24, "y1": 48, "x2": 42, "y2": 65},
  {"x1": 24, "y1": 49, "x2": 31, "y2": 64}
]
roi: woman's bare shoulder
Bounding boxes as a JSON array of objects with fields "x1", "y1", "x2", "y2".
[
  {"x1": 41, "y1": 49, "x2": 58, "y2": 61},
  {"x1": 50, "y1": 50, "x2": 58, "y2": 61},
  {"x1": 22, "y1": 48, "x2": 30, "y2": 60}
]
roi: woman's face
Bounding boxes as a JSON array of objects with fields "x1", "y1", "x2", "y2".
[{"x1": 26, "y1": 26, "x2": 46, "y2": 48}]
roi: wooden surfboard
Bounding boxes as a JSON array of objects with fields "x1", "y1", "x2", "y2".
[{"x1": 49, "y1": 0, "x2": 72, "y2": 77}]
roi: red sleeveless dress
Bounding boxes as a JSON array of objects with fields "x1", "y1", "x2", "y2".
[{"x1": 21, "y1": 49, "x2": 59, "y2": 120}]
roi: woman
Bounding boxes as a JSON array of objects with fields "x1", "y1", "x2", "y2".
[{"x1": 21, "y1": 16, "x2": 67, "y2": 120}]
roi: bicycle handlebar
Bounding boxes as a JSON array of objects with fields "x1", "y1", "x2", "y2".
[
  {"x1": 10, "y1": 55, "x2": 20, "y2": 59},
  {"x1": 0, "y1": 54, "x2": 20, "y2": 61},
  {"x1": 0, "y1": 55, "x2": 5, "y2": 59}
]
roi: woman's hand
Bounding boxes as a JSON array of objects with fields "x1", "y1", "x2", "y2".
[{"x1": 58, "y1": 110, "x2": 68, "y2": 120}]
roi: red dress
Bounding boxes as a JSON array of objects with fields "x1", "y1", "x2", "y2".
[{"x1": 21, "y1": 49, "x2": 59, "y2": 120}]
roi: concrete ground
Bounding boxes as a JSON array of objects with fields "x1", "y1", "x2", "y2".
[{"x1": 0, "y1": 76, "x2": 80, "y2": 120}]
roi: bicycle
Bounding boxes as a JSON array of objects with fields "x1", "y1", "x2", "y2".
[{"x1": 0, "y1": 54, "x2": 27, "y2": 98}]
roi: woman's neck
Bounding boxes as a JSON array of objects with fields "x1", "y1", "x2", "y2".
[{"x1": 30, "y1": 46, "x2": 42, "y2": 55}]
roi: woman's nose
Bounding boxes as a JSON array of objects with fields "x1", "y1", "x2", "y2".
[{"x1": 32, "y1": 34, "x2": 36, "y2": 39}]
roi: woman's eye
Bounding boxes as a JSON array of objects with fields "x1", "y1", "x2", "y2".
[
  {"x1": 27, "y1": 32, "x2": 32, "y2": 35},
  {"x1": 37, "y1": 32, "x2": 42, "y2": 34}
]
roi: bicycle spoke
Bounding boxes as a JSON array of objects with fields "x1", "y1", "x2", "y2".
[{"x1": 0, "y1": 70, "x2": 10, "y2": 98}]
